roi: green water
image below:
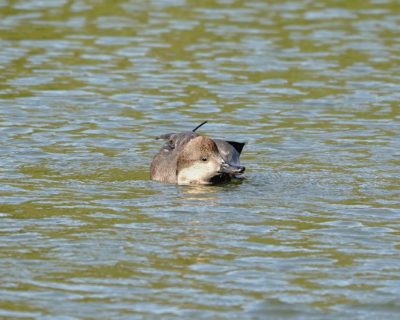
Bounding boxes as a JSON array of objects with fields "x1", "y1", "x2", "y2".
[{"x1": 1, "y1": 0, "x2": 399, "y2": 319}]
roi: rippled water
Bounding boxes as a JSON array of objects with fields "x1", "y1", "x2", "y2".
[{"x1": 1, "y1": 0, "x2": 399, "y2": 319}]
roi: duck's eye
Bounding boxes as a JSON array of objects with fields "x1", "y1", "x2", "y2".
[{"x1": 201, "y1": 157, "x2": 208, "y2": 162}]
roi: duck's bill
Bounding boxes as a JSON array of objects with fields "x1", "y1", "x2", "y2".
[{"x1": 219, "y1": 163, "x2": 245, "y2": 174}]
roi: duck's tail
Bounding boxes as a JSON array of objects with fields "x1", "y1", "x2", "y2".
[{"x1": 192, "y1": 120, "x2": 208, "y2": 132}]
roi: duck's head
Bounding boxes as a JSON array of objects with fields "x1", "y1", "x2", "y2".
[{"x1": 176, "y1": 136, "x2": 245, "y2": 185}]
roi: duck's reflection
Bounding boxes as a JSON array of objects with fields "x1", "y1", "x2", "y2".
[
  {"x1": 177, "y1": 179, "x2": 243, "y2": 201},
  {"x1": 178, "y1": 184, "x2": 221, "y2": 201}
]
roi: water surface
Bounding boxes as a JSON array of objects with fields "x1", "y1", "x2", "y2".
[{"x1": 1, "y1": 0, "x2": 399, "y2": 319}]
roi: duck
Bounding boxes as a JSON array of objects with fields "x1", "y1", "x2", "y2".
[{"x1": 150, "y1": 121, "x2": 246, "y2": 185}]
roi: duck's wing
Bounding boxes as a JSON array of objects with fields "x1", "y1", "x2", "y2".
[
  {"x1": 154, "y1": 120, "x2": 208, "y2": 153},
  {"x1": 156, "y1": 132, "x2": 198, "y2": 152},
  {"x1": 213, "y1": 139, "x2": 245, "y2": 166}
]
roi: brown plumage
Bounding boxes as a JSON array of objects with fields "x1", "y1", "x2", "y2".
[{"x1": 150, "y1": 127, "x2": 246, "y2": 185}]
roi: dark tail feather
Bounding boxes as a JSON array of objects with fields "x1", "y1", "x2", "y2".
[
  {"x1": 192, "y1": 121, "x2": 208, "y2": 132},
  {"x1": 226, "y1": 141, "x2": 245, "y2": 154}
]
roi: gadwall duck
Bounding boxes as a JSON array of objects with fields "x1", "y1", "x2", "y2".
[{"x1": 150, "y1": 121, "x2": 246, "y2": 185}]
